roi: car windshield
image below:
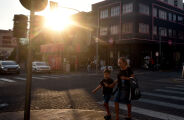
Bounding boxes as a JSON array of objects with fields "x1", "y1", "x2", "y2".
[
  {"x1": 35, "y1": 62, "x2": 47, "y2": 66},
  {"x1": 2, "y1": 61, "x2": 17, "y2": 65}
]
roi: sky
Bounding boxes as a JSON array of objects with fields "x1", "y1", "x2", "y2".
[{"x1": 0, "y1": 0, "x2": 103, "y2": 30}]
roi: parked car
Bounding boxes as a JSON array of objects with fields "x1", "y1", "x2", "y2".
[
  {"x1": 32, "y1": 61, "x2": 51, "y2": 73},
  {"x1": 100, "y1": 66, "x2": 113, "y2": 72},
  {"x1": 0, "y1": 60, "x2": 20, "y2": 74}
]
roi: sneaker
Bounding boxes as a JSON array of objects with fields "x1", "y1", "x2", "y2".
[{"x1": 104, "y1": 115, "x2": 111, "y2": 120}]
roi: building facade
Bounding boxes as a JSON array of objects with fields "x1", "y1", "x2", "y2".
[
  {"x1": 0, "y1": 30, "x2": 16, "y2": 60},
  {"x1": 92, "y1": 0, "x2": 184, "y2": 68}
]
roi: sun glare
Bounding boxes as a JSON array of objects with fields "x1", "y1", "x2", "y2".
[{"x1": 44, "y1": 8, "x2": 75, "y2": 31}]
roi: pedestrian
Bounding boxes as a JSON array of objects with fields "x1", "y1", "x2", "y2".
[
  {"x1": 87, "y1": 64, "x2": 91, "y2": 72},
  {"x1": 92, "y1": 69, "x2": 114, "y2": 120},
  {"x1": 104, "y1": 57, "x2": 134, "y2": 120}
]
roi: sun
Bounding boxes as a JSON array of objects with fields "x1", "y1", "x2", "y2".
[{"x1": 44, "y1": 8, "x2": 75, "y2": 31}]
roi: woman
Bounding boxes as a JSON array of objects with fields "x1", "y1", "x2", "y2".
[{"x1": 105, "y1": 57, "x2": 134, "y2": 120}]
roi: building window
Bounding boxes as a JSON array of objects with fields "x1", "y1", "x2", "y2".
[
  {"x1": 122, "y1": 23, "x2": 133, "y2": 33},
  {"x1": 139, "y1": 4, "x2": 149, "y2": 15},
  {"x1": 111, "y1": 6, "x2": 120, "y2": 17},
  {"x1": 2, "y1": 40, "x2": 11, "y2": 44},
  {"x1": 3, "y1": 36, "x2": 11, "y2": 39},
  {"x1": 173, "y1": 14, "x2": 176, "y2": 22},
  {"x1": 153, "y1": 26, "x2": 157, "y2": 35},
  {"x1": 168, "y1": 29, "x2": 172, "y2": 37},
  {"x1": 100, "y1": 27, "x2": 108, "y2": 36},
  {"x1": 159, "y1": 10, "x2": 167, "y2": 20},
  {"x1": 110, "y1": 25, "x2": 118, "y2": 35},
  {"x1": 153, "y1": 8, "x2": 157, "y2": 17},
  {"x1": 178, "y1": 16, "x2": 183, "y2": 24},
  {"x1": 173, "y1": 30, "x2": 177, "y2": 38},
  {"x1": 178, "y1": 31, "x2": 184, "y2": 39},
  {"x1": 168, "y1": 13, "x2": 172, "y2": 21},
  {"x1": 100, "y1": 9, "x2": 108, "y2": 19},
  {"x1": 174, "y1": 0, "x2": 178, "y2": 7},
  {"x1": 122, "y1": 3, "x2": 133, "y2": 14},
  {"x1": 139, "y1": 23, "x2": 149, "y2": 34},
  {"x1": 159, "y1": 27, "x2": 167, "y2": 37}
]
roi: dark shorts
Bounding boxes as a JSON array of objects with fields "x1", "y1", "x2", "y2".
[
  {"x1": 114, "y1": 89, "x2": 131, "y2": 104},
  {"x1": 103, "y1": 94, "x2": 111, "y2": 103}
]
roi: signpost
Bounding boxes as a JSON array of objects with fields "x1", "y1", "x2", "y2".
[{"x1": 19, "y1": 0, "x2": 48, "y2": 120}]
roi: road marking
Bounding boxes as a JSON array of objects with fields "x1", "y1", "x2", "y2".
[
  {"x1": 14, "y1": 77, "x2": 26, "y2": 81},
  {"x1": 41, "y1": 76, "x2": 59, "y2": 79},
  {"x1": 155, "y1": 89, "x2": 184, "y2": 95},
  {"x1": 176, "y1": 85, "x2": 184, "y2": 87},
  {"x1": 32, "y1": 77, "x2": 45, "y2": 80},
  {"x1": 0, "y1": 78, "x2": 16, "y2": 83},
  {"x1": 166, "y1": 87, "x2": 184, "y2": 91},
  {"x1": 98, "y1": 101, "x2": 184, "y2": 120},
  {"x1": 142, "y1": 92, "x2": 184, "y2": 101},
  {"x1": 51, "y1": 75, "x2": 62, "y2": 77},
  {"x1": 0, "y1": 103, "x2": 8, "y2": 108},
  {"x1": 140, "y1": 98, "x2": 184, "y2": 110}
]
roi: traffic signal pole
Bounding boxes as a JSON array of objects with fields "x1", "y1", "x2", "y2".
[{"x1": 24, "y1": 5, "x2": 34, "y2": 120}]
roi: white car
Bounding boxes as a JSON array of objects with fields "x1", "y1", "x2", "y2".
[
  {"x1": 32, "y1": 61, "x2": 51, "y2": 73},
  {"x1": 100, "y1": 66, "x2": 113, "y2": 72}
]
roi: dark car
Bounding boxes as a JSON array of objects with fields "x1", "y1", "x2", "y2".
[{"x1": 0, "y1": 61, "x2": 20, "y2": 74}]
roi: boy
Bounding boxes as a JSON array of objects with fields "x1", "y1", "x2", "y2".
[{"x1": 92, "y1": 69, "x2": 114, "y2": 120}]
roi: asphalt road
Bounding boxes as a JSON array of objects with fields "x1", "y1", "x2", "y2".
[{"x1": 0, "y1": 70, "x2": 184, "y2": 120}]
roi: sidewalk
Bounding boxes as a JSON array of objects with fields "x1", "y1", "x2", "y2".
[{"x1": 0, "y1": 109, "x2": 107, "y2": 120}]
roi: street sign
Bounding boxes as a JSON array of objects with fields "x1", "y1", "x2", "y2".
[{"x1": 19, "y1": 0, "x2": 48, "y2": 12}]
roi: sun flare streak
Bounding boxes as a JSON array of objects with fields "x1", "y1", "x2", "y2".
[{"x1": 44, "y1": 8, "x2": 74, "y2": 31}]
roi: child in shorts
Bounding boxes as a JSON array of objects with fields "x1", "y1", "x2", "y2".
[{"x1": 92, "y1": 69, "x2": 114, "y2": 120}]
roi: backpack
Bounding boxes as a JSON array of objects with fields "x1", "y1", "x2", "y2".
[{"x1": 130, "y1": 77, "x2": 141, "y2": 100}]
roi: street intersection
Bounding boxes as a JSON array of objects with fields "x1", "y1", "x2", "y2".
[{"x1": 0, "y1": 70, "x2": 184, "y2": 120}]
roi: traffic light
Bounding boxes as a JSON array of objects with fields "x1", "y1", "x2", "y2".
[
  {"x1": 13, "y1": 14, "x2": 28, "y2": 38},
  {"x1": 31, "y1": 15, "x2": 45, "y2": 40}
]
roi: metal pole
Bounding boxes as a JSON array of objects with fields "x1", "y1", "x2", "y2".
[
  {"x1": 24, "y1": 2, "x2": 34, "y2": 120},
  {"x1": 159, "y1": 28, "x2": 162, "y2": 69},
  {"x1": 96, "y1": 10, "x2": 99, "y2": 74},
  {"x1": 159, "y1": 29, "x2": 162, "y2": 58}
]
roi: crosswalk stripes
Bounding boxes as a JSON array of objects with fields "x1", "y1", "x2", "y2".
[
  {"x1": 165, "y1": 87, "x2": 184, "y2": 91},
  {"x1": 142, "y1": 92, "x2": 184, "y2": 101},
  {"x1": 139, "y1": 98, "x2": 184, "y2": 110},
  {"x1": 0, "y1": 75, "x2": 67, "y2": 83},
  {"x1": 176, "y1": 85, "x2": 184, "y2": 87},
  {"x1": 40, "y1": 76, "x2": 59, "y2": 79},
  {"x1": 155, "y1": 89, "x2": 184, "y2": 95},
  {"x1": 14, "y1": 77, "x2": 26, "y2": 81},
  {"x1": 0, "y1": 78, "x2": 16, "y2": 83},
  {"x1": 98, "y1": 101, "x2": 184, "y2": 120},
  {"x1": 0, "y1": 103, "x2": 8, "y2": 108},
  {"x1": 32, "y1": 77, "x2": 46, "y2": 80},
  {"x1": 97, "y1": 85, "x2": 184, "y2": 120}
]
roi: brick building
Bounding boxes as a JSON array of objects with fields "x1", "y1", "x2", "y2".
[
  {"x1": 0, "y1": 30, "x2": 16, "y2": 59},
  {"x1": 92, "y1": 0, "x2": 184, "y2": 68}
]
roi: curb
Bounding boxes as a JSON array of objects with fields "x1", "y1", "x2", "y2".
[{"x1": 0, "y1": 109, "x2": 106, "y2": 120}]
